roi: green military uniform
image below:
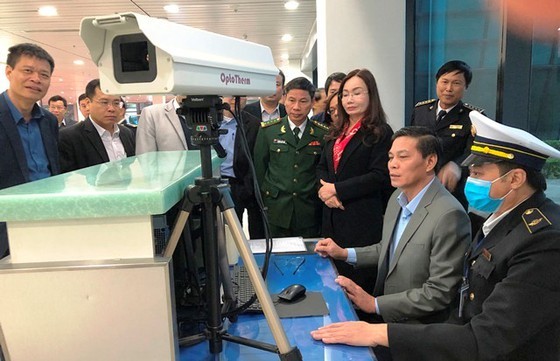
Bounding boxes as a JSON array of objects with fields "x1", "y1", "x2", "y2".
[{"x1": 254, "y1": 116, "x2": 328, "y2": 237}]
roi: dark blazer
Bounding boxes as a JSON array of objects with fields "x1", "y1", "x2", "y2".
[
  {"x1": 317, "y1": 124, "x2": 393, "y2": 247},
  {"x1": 0, "y1": 95, "x2": 60, "y2": 256},
  {"x1": 231, "y1": 110, "x2": 260, "y2": 204},
  {"x1": 58, "y1": 117, "x2": 135, "y2": 173},
  {"x1": 243, "y1": 101, "x2": 286, "y2": 122},
  {"x1": 389, "y1": 191, "x2": 560, "y2": 361},
  {"x1": 411, "y1": 99, "x2": 484, "y2": 208},
  {"x1": 60, "y1": 118, "x2": 78, "y2": 128}
]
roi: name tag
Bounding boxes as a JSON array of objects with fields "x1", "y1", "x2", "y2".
[
  {"x1": 449, "y1": 125, "x2": 463, "y2": 130},
  {"x1": 273, "y1": 139, "x2": 287, "y2": 144}
]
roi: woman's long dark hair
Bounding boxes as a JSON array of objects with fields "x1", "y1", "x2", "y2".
[{"x1": 326, "y1": 68, "x2": 388, "y2": 143}]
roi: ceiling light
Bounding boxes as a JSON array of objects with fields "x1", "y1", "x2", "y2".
[
  {"x1": 38, "y1": 6, "x2": 58, "y2": 17},
  {"x1": 281, "y1": 53, "x2": 290, "y2": 60},
  {"x1": 164, "y1": 4, "x2": 180, "y2": 13},
  {"x1": 284, "y1": 1, "x2": 299, "y2": 10},
  {"x1": 281, "y1": 34, "x2": 293, "y2": 42},
  {"x1": 73, "y1": 60, "x2": 84, "y2": 65}
]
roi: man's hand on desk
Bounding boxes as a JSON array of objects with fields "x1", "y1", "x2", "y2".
[
  {"x1": 310, "y1": 322, "x2": 388, "y2": 347},
  {"x1": 314, "y1": 238, "x2": 347, "y2": 260},
  {"x1": 335, "y1": 276, "x2": 376, "y2": 314}
]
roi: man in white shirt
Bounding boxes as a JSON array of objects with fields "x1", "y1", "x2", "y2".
[{"x1": 58, "y1": 79, "x2": 135, "y2": 173}]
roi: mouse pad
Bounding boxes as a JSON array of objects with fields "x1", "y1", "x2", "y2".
[{"x1": 272, "y1": 291, "x2": 329, "y2": 318}]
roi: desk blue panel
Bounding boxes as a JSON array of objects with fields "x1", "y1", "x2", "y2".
[{"x1": 181, "y1": 253, "x2": 376, "y2": 360}]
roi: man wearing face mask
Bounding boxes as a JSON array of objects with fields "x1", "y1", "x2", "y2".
[{"x1": 312, "y1": 111, "x2": 560, "y2": 361}]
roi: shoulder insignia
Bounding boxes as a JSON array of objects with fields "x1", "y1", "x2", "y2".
[
  {"x1": 310, "y1": 119, "x2": 329, "y2": 131},
  {"x1": 415, "y1": 99, "x2": 436, "y2": 107},
  {"x1": 522, "y1": 208, "x2": 552, "y2": 234},
  {"x1": 260, "y1": 117, "x2": 282, "y2": 128},
  {"x1": 463, "y1": 103, "x2": 485, "y2": 113}
]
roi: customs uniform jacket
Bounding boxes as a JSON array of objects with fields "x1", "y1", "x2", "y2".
[
  {"x1": 253, "y1": 116, "x2": 328, "y2": 230},
  {"x1": 388, "y1": 191, "x2": 560, "y2": 361},
  {"x1": 411, "y1": 99, "x2": 484, "y2": 209}
]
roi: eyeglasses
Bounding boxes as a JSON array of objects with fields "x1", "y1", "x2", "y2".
[
  {"x1": 341, "y1": 90, "x2": 369, "y2": 100},
  {"x1": 93, "y1": 99, "x2": 124, "y2": 109},
  {"x1": 326, "y1": 107, "x2": 338, "y2": 115}
]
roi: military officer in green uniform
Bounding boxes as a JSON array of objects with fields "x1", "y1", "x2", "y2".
[{"x1": 254, "y1": 77, "x2": 328, "y2": 238}]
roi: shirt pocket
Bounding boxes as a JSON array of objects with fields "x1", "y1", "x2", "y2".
[{"x1": 270, "y1": 143, "x2": 289, "y2": 154}]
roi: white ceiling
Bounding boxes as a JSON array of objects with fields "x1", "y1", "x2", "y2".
[{"x1": 0, "y1": 0, "x2": 316, "y2": 104}]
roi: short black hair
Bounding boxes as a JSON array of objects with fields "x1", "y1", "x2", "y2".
[
  {"x1": 284, "y1": 77, "x2": 316, "y2": 99},
  {"x1": 78, "y1": 93, "x2": 88, "y2": 103},
  {"x1": 7, "y1": 43, "x2": 55, "y2": 73},
  {"x1": 392, "y1": 126, "x2": 443, "y2": 173},
  {"x1": 496, "y1": 162, "x2": 547, "y2": 192},
  {"x1": 85, "y1": 79, "x2": 101, "y2": 100},
  {"x1": 436, "y1": 60, "x2": 472, "y2": 88},
  {"x1": 48, "y1": 95, "x2": 67, "y2": 107},
  {"x1": 325, "y1": 72, "x2": 346, "y2": 93},
  {"x1": 278, "y1": 69, "x2": 286, "y2": 87}
]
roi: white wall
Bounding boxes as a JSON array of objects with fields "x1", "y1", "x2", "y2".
[{"x1": 316, "y1": 0, "x2": 406, "y2": 130}]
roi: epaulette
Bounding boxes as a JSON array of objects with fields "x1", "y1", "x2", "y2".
[
  {"x1": 463, "y1": 103, "x2": 485, "y2": 113},
  {"x1": 260, "y1": 118, "x2": 282, "y2": 128},
  {"x1": 522, "y1": 208, "x2": 552, "y2": 234},
  {"x1": 310, "y1": 119, "x2": 329, "y2": 131},
  {"x1": 415, "y1": 99, "x2": 437, "y2": 107}
]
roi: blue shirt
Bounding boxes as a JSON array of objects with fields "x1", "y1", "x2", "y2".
[
  {"x1": 219, "y1": 116, "x2": 237, "y2": 178},
  {"x1": 3, "y1": 92, "x2": 51, "y2": 181}
]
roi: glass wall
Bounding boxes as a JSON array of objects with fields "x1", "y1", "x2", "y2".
[{"x1": 414, "y1": 0, "x2": 502, "y2": 118}]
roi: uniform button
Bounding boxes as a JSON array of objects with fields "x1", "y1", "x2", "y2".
[
  {"x1": 292, "y1": 193, "x2": 297, "y2": 197},
  {"x1": 451, "y1": 133, "x2": 456, "y2": 137},
  {"x1": 276, "y1": 148, "x2": 281, "y2": 153},
  {"x1": 265, "y1": 191, "x2": 270, "y2": 196},
  {"x1": 293, "y1": 178, "x2": 297, "y2": 183},
  {"x1": 295, "y1": 151, "x2": 300, "y2": 155},
  {"x1": 469, "y1": 292, "x2": 475, "y2": 301},
  {"x1": 294, "y1": 164, "x2": 298, "y2": 168},
  {"x1": 471, "y1": 260, "x2": 476, "y2": 266}
]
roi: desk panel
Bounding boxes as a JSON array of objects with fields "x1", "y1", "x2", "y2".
[{"x1": 181, "y1": 254, "x2": 376, "y2": 360}]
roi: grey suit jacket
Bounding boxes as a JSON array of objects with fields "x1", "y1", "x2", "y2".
[
  {"x1": 135, "y1": 99, "x2": 187, "y2": 154},
  {"x1": 355, "y1": 178, "x2": 470, "y2": 323}
]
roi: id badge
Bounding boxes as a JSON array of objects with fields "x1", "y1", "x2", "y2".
[{"x1": 458, "y1": 279, "x2": 469, "y2": 318}]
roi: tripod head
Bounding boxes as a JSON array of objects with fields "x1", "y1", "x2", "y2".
[{"x1": 178, "y1": 95, "x2": 228, "y2": 161}]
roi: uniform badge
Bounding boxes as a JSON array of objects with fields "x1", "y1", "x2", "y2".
[
  {"x1": 482, "y1": 248, "x2": 492, "y2": 262},
  {"x1": 280, "y1": 125, "x2": 286, "y2": 133},
  {"x1": 273, "y1": 139, "x2": 287, "y2": 144},
  {"x1": 309, "y1": 127, "x2": 314, "y2": 135},
  {"x1": 308, "y1": 140, "x2": 321, "y2": 146},
  {"x1": 522, "y1": 208, "x2": 552, "y2": 234},
  {"x1": 449, "y1": 125, "x2": 463, "y2": 130}
]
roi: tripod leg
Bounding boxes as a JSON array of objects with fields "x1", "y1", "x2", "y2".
[
  {"x1": 216, "y1": 209, "x2": 235, "y2": 314},
  {"x1": 222, "y1": 208, "x2": 299, "y2": 357},
  {"x1": 163, "y1": 210, "x2": 191, "y2": 258}
]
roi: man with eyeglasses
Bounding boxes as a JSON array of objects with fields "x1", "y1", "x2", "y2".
[
  {"x1": 48, "y1": 95, "x2": 76, "y2": 128},
  {"x1": 0, "y1": 43, "x2": 60, "y2": 258},
  {"x1": 58, "y1": 78, "x2": 135, "y2": 173}
]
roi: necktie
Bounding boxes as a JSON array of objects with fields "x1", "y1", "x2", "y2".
[
  {"x1": 293, "y1": 127, "x2": 300, "y2": 143},
  {"x1": 436, "y1": 110, "x2": 447, "y2": 123}
]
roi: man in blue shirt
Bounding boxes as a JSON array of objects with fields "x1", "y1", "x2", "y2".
[{"x1": 0, "y1": 43, "x2": 60, "y2": 257}]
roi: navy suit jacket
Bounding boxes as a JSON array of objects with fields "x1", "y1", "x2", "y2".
[
  {"x1": 0, "y1": 94, "x2": 60, "y2": 256},
  {"x1": 58, "y1": 117, "x2": 135, "y2": 173},
  {"x1": 243, "y1": 101, "x2": 286, "y2": 122}
]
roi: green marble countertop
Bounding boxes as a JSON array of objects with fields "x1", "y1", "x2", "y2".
[{"x1": 0, "y1": 151, "x2": 221, "y2": 221}]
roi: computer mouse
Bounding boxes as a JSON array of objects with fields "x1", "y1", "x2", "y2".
[{"x1": 277, "y1": 284, "x2": 306, "y2": 303}]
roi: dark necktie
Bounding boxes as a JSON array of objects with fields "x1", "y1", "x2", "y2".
[
  {"x1": 436, "y1": 110, "x2": 447, "y2": 123},
  {"x1": 293, "y1": 127, "x2": 300, "y2": 144}
]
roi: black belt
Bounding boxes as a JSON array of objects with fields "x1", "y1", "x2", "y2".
[{"x1": 222, "y1": 176, "x2": 241, "y2": 185}]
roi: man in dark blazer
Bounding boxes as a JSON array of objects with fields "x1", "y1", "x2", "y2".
[
  {"x1": 0, "y1": 43, "x2": 60, "y2": 257},
  {"x1": 58, "y1": 79, "x2": 135, "y2": 173},
  {"x1": 243, "y1": 69, "x2": 287, "y2": 122},
  {"x1": 220, "y1": 97, "x2": 263, "y2": 238},
  {"x1": 312, "y1": 112, "x2": 560, "y2": 361},
  {"x1": 315, "y1": 127, "x2": 469, "y2": 325},
  {"x1": 411, "y1": 60, "x2": 484, "y2": 209}
]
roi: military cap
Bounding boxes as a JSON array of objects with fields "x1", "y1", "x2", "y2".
[{"x1": 462, "y1": 111, "x2": 560, "y2": 170}]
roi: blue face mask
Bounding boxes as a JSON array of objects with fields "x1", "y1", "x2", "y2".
[{"x1": 464, "y1": 173, "x2": 512, "y2": 213}]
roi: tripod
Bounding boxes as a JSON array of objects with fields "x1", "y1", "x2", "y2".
[{"x1": 163, "y1": 96, "x2": 302, "y2": 360}]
